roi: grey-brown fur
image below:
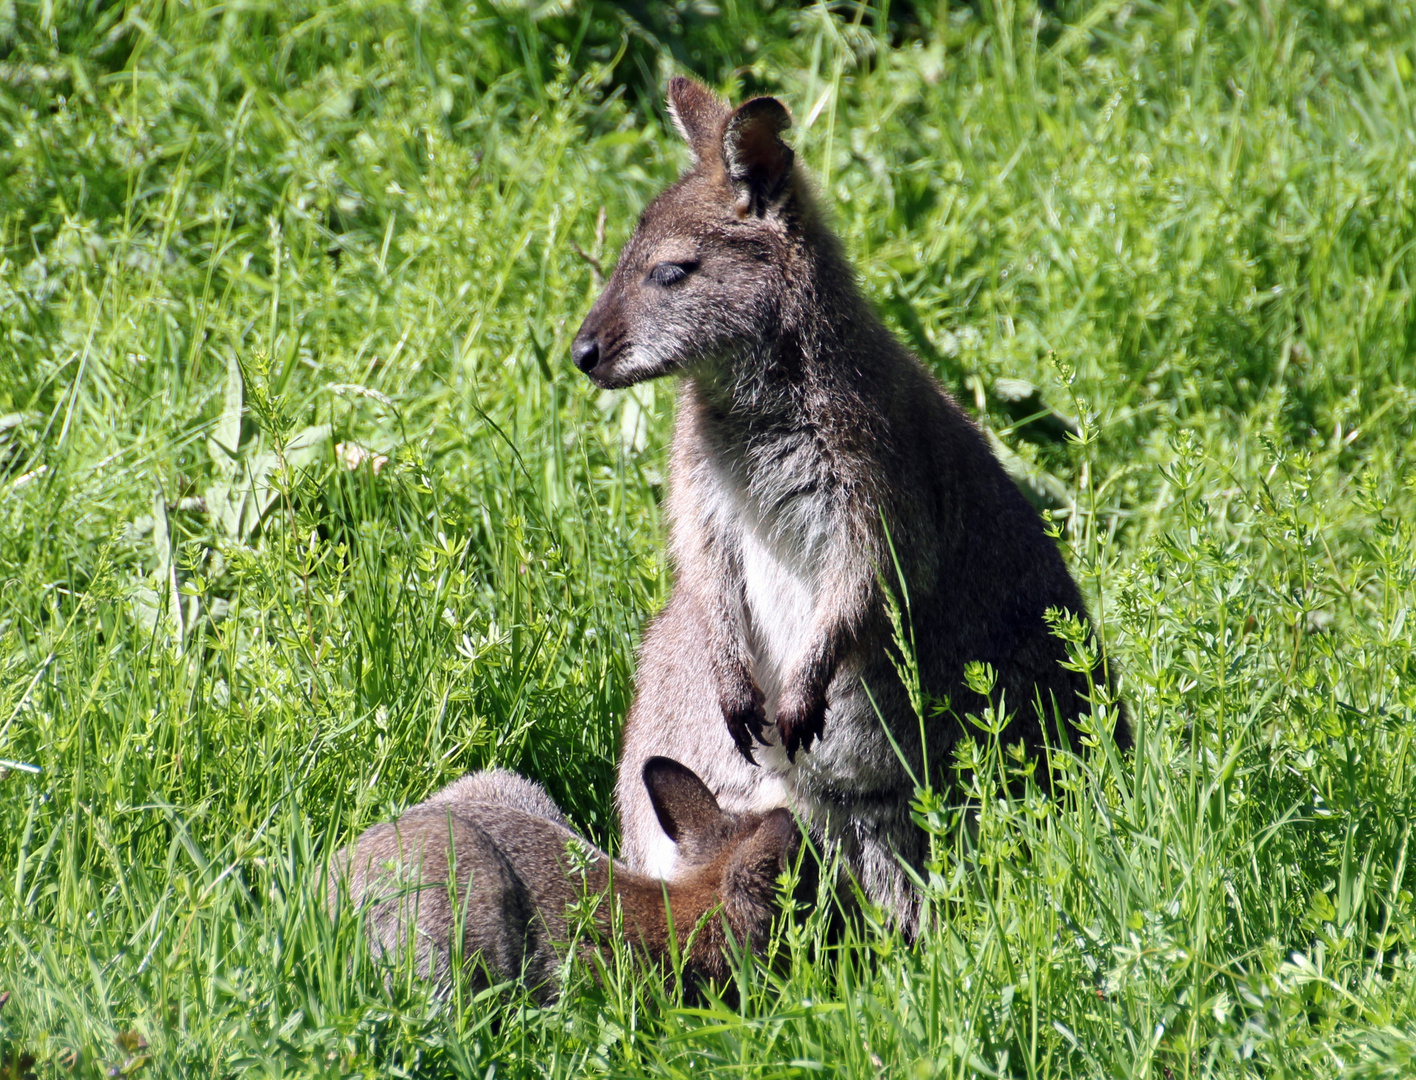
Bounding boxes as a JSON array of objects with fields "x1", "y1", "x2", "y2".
[
  {"x1": 418, "y1": 767, "x2": 568, "y2": 825},
  {"x1": 328, "y1": 761, "x2": 799, "y2": 1001},
  {"x1": 571, "y1": 77, "x2": 1129, "y2": 931}
]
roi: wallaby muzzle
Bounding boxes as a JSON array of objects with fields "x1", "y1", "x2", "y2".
[{"x1": 571, "y1": 299, "x2": 618, "y2": 384}]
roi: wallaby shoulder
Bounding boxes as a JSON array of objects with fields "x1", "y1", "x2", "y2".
[{"x1": 419, "y1": 767, "x2": 569, "y2": 827}]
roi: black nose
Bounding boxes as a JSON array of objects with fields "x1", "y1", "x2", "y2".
[{"x1": 571, "y1": 336, "x2": 599, "y2": 374}]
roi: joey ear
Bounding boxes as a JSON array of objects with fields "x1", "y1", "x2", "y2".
[
  {"x1": 666, "y1": 76, "x2": 729, "y2": 165},
  {"x1": 643, "y1": 756, "x2": 722, "y2": 845},
  {"x1": 722, "y1": 96, "x2": 794, "y2": 211},
  {"x1": 733, "y1": 808, "x2": 801, "y2": 880}
]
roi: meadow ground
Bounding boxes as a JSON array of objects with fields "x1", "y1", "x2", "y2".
[{"x1": 2, "y1": 1, "x2": 1415, "y2": 1076}]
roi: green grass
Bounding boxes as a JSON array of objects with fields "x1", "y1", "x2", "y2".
[{"x1": 2, "y1": 0, "x2": 1415, "y2": 1076}]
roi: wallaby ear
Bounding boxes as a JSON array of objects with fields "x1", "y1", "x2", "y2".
[
  {"x1": 722, "y1": 96, "x2": 794, "y2": 212},
  {"x1": 666, "y1": 76, "x2": 729, "y2": 165},
  {"x1": 733, "y1": 808, "x2": 801, "y2": 880},
  {"x1": 643, "y1": 756, "x2": 722, "y2": 845}
]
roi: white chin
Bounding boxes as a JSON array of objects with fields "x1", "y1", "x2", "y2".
[{"x1": 600, "y1": 349, "x2": 678, "y2": 388}]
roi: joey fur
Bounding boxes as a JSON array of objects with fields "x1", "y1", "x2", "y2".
[
  {"x1": 328, "y1": 762, "x2": 799, "y2": 1000},
  {"x1": 572, "y1": 77, "x2": 1129, "y2": 931}
]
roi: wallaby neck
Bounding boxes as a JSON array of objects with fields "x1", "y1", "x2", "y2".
[
  {"x1": 686, "y1": 236, "x2": 882, "y2": 425},
  {"x1": 610, "y1": 866, "x2": 726, "y2": 967}
]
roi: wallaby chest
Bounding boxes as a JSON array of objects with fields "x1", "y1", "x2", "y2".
[{"x1": 695, "y1": 419, "x2": 837, "y2": 700}]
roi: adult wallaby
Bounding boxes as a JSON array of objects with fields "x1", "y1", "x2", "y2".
[
  {"x1": 327, "y1": 761, "x2": 799, "y2": 1001},
  {"x1": 570, "y1": 77, "x2": 1128, "y2": 931}
]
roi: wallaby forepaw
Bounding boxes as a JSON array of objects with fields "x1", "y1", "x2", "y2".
[
  {"x1": 722, "y1": 688, "x2": 770, "y2": 765},
  {"x1": 776, "y1": 694, "x2": 826, "y2": 762}
]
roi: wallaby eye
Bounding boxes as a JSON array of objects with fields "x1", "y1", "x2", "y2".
[{"x1": 647, "y1": 261, "x2": 696, "y2": 287}]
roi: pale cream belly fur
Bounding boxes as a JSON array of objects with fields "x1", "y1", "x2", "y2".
[{"x1": 641, "y1": 527, "x2": 816, "y2": 879}]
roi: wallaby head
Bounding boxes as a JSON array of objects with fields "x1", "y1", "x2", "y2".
[
  {"x1": 714, "y1": 806, "x2": 800, "y2": 953},
  {"x1": 571, "y1": 77, "x2": 812, "y2": 390}
]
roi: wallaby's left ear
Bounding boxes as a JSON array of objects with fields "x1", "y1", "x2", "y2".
[
  {"x1": 722, "y1": 96, "x2": 794, "y2": 213},
  {"x1": 643, "y1": 757, "x2": 722, "y2": 846}
]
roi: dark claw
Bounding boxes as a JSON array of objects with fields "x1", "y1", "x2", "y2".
[
  {"x1": 783, "y1": 724, "x2": 807, "y2": 763},
  {"x1": 725, "y1": 699, "x2": 768, "y2": 766},
  {"x1": 728, "y1": 718, "x2": 759, "y2": 765},
  {"x1": 723, "y1": 678, "x2": 769, "y2": 765},
  {"x1": 777, "y1": 698, "x2": 826, "y2": 764},
  {"x1": 747, "y1": 713, "x2": 771, "y2": 746}
]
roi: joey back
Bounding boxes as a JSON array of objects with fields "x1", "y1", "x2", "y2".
[{"x1": 571, "y1": 77, "x2": 1129, "y2": 932}]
